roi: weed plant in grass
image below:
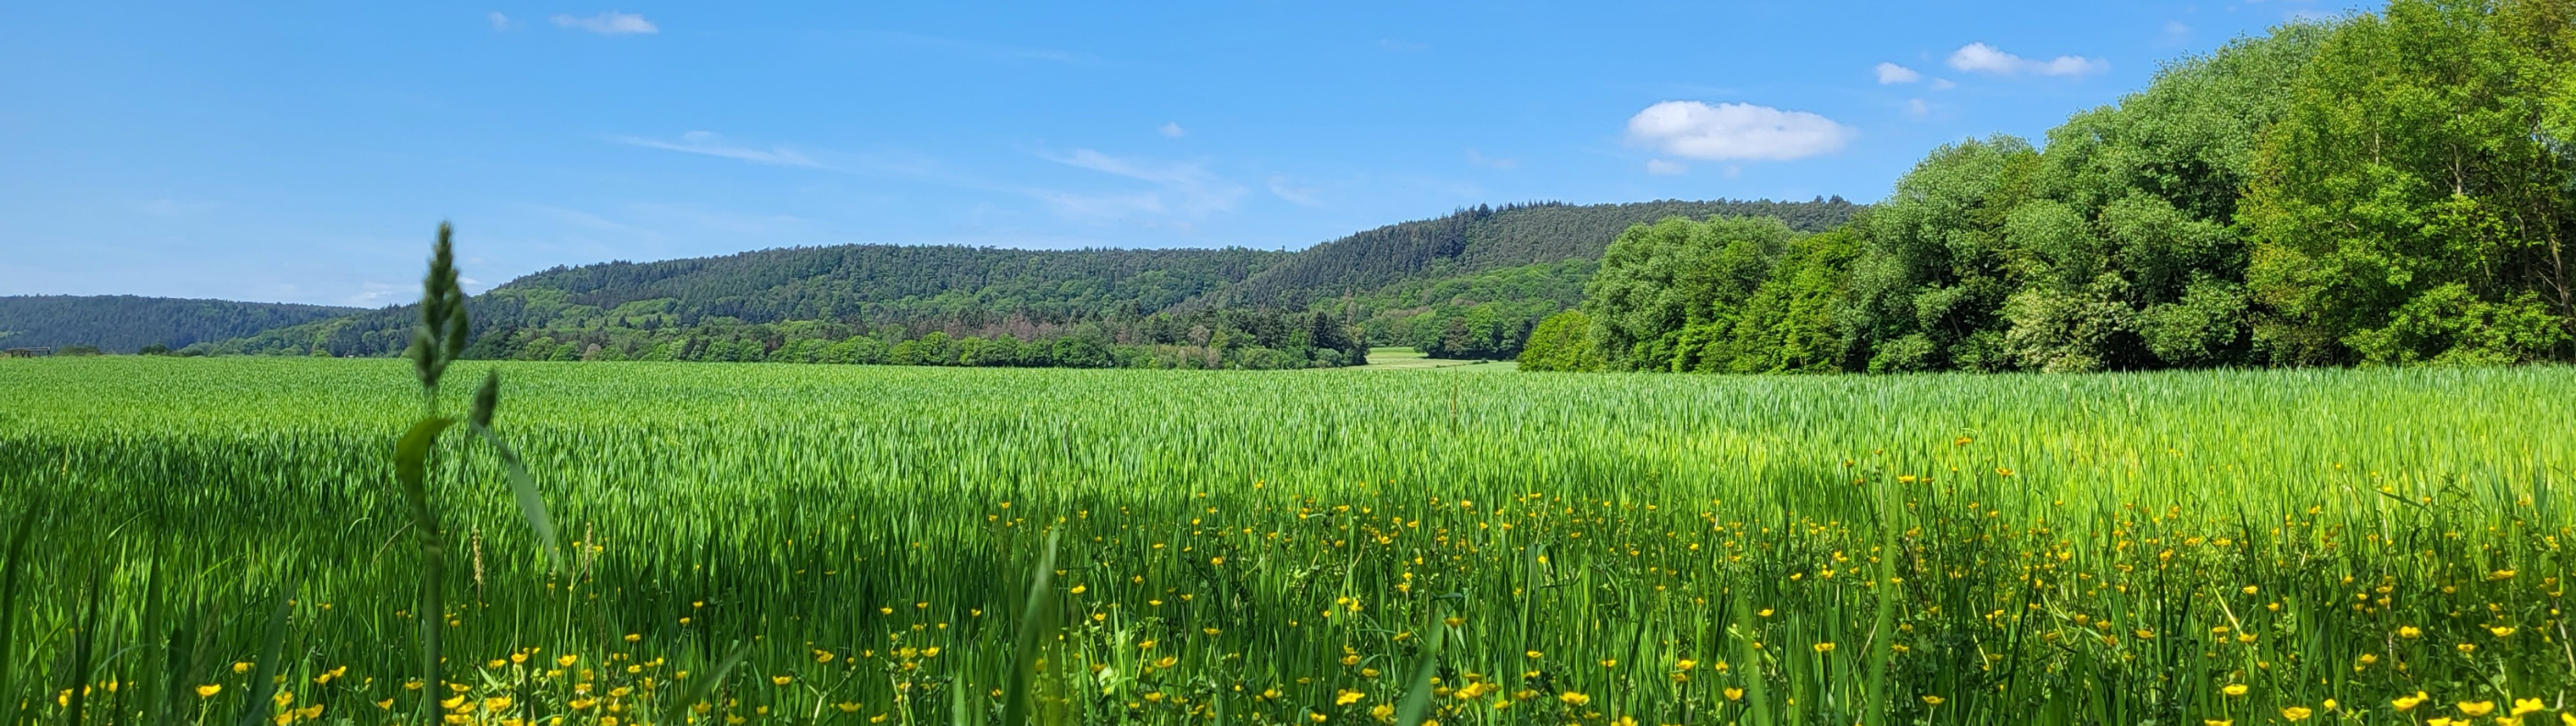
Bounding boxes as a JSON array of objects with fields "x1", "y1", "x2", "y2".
[{"x1": 0, "y1": 357, "x2": 2570, "y2": 725}]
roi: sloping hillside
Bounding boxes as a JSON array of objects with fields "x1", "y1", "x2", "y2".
[
  {"x1": 210, "y1": 197, "x2": 1860, "y2": 366},
  {"x1": 0, "y1": 295, "x2": 362, "y2": 352},
  {"x1": 1193, "y1": 199, "x2": 1860, "y2": 311},
  {"x1": 221, "y1": 245, "x2": 1288, "y2": 357}
]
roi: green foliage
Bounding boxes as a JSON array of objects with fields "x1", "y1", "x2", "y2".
[
  {"x1": 1581, "y1": 216, "x2": 1800, "y2": 371},
  {"x1": 2245, "y1": 0, "x2": 2576, "y2": 365},
  {"x1": 1547, "y1": 11, "x2": 2565, "y2": 374},
  {"x1": 1512, "y1": 309, "x2": 1603, "y2": 371}
]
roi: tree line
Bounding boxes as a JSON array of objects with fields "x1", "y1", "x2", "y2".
[
  {"x1": 1526, "y1": 1, "x2": 2576, "y2": 373},
  {"x1": 471, "y1": 308, "x2": 1367, "y2": 370}
]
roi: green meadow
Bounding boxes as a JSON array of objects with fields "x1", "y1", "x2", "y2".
[{"x1": 1, "y1": 356, "x2": 2570, "y2": 725}]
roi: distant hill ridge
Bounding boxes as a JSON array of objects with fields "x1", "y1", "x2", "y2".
[
  {"x1": 0, "y1": 295, "x2": 362, "y2": 353},
  {"x1": 1195, "y1": 199, "x2": 1860, "y2": 311},
  {"x1": 6, "y1": 198, "x2": 1862, "y2": 359}
]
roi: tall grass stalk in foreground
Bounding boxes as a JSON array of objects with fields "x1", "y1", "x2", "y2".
[{"x1": 392, "y1": 223, "x2": 561, "y2": 726}]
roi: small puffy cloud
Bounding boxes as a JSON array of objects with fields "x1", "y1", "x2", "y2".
[
  {"x1": 488, "y1": 12, "x2": 514, "y2": 30},
  {"x1": 1159, "y1": 122, "x2": 1186, "y2": 138},
  {"x1": 1625, "y1": 101, "x2": 1854, "y2": 162},
  {"x1": 553, "y1": 12, "x2": 657, "y2": 35},
  {"x1": 1905, "y1": 98, "x2": 1931, "y2": 119},
  {"x1": 1948, "y1": 42, "x2": 2104, "y2": 76},
  {"x1": 1931, "y1": 78, "x2": 1957, "y2": 90},
  {"x1": 1874, "y1": 63, "x2": 1922, "y2": 85},
  {"x1": 1644, "y1": 159, "x2": 1688, "y2": 176}
]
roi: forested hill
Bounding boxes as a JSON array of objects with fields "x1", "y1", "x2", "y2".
[
  {"x1": 1194, "y1": 199, "x2": 1860, "y2": 311},
  {"x1": 201, "y1": 197, "x2": 1857, "y2": 367},
  {"x1": 0, "y1": 295, "x2": 362, "y2": 353},
  {"x1": 219, "y1": 245, "x2": 1290, "y2": 359}
]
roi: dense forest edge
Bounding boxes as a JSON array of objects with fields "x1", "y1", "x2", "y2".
[{"x1": 1526, "y1": 0, "x2": 2576, "y2": 373}]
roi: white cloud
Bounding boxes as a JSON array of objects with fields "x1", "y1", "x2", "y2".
[
  {"x1": 1036, "y1": 149, "x2": 1245, "y2": 219},
  {"x1": 1267, "y1": 176, "x2": 1324, "y2": 207},
  {"x1": 553, "y1": 12, "x2": 657, "y2": 35},
  {"x1": 1625, "y1": 101, "x2": 1854, "y2": 162},
  {"x1": 1644, "y1": 159, "x2": 1688, "y2": 176},
  {"x1": 488, "y1": 12, "x2": 514, "y2": 30},
  {"x1": 1874, "y1": 63, "x2": 1922, "y2": 85},
  {"x1": 614, "y1": 132, "x2": 822, "y2": 167},
  {"x1": 1464, "y1": 148, "x2": 1518, "y2": 170},
  {"x1": 1947, "y1": 42, "x2": 2104, "y2": 76},
  {"x1": 1931, "y1": 78, "x2": 1958, "y2": 90},
  {"x1": 1159, "y1": 122, "x2": 1187, "y2": 138},
  {"x1": 1905, "y1": 98, "x2": 1931, "y2": 119}
]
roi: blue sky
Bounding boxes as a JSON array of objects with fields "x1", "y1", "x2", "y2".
[{"x1": 1, "y1": 1, "x2": 2336, "y2": 306}]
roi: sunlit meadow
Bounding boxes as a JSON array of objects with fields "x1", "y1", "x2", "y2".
[{"x1": 1, "y1": 357, "x2": 2570, "y2": 726}]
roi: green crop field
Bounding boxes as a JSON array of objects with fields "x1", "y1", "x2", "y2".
[{"x1": 1, "y1": 357, "x2": 2570, "y2": 726}]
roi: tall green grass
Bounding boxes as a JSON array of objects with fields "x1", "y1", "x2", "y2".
[{"x1": 0, "y1": 357, "x2": 2570, "y2": 725}]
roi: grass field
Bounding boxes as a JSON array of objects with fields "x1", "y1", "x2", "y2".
[{"x1": 1, "y1": 357, "x2": 2571, "y2": 726}]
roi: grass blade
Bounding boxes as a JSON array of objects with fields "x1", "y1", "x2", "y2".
[
  {"x1": 668, "y1": 640, "x2": 753, "y2": 724},
  {"x1": 232, "y1": 574, "x2": 296, "y2": 726},
  {"x1": 1004, "y1": 529, "x2": 1062, "y2": 726},
  {"x1": 64, "y1": 566, "x2": 103, "y2": 726},
  {"x1": 0, "y1": 494, "x2": 49, "y2": 715}
]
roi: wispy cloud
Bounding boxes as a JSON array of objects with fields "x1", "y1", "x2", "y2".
[
  {"x1": 1159, "y1": 122, "x2": 1187, "y2": 138},
  {"x1": 1644, "y1": 159, "x2": 1687, "y2": 176},
  {"x1": 615, "y1": 132, "x2": 822, "y2": 168},
  {"x1": 488, "y1": 12, "x2": 515, "y2": 31},
  {"x1": 1947, "y1": 42, "x2": 2105, "y2": 77},
  {"x1": 553, "y1": 12, "x2": 657, "y2": 35},
  {"x1": 1034, "y1": 149, "x2": 1246, "y2": 221},
  {"x1": 1464, "y1": 148, "x2": 1518, "y2": 170},
  {"x1": 1267, "y1": 176, "x2": 1324, "y2": 207},
  {"x1": 1626, "y1": 101, "x2": 1854, "y2": 162},
  {"x1": 1874, "y1": 63, "x2": 1923, "y2": 85}
]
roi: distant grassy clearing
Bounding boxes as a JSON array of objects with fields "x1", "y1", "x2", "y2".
[{"x1": 1354, "y1": 346, "x2": 1518, "y2": 371}]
